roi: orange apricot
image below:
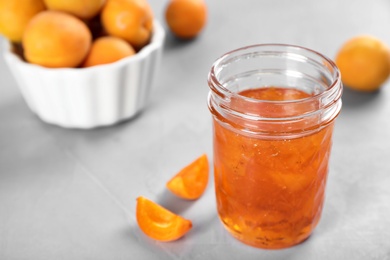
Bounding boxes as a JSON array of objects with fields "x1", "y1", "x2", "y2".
[
  {"x1": 101, "y1": 0, "x2": 154, "y2": 50},
  {"x1": 165, "y1": 0, "x2": 207, "y2": 40},
  {"x1": 335, "y1": 35, "x2": 390, "y2": 92},
  {"x1": 136, "y1": 196, "x2": 192, "y2": 242},
  {"x1": 166, "y1": 154, "x2": 209, "y2": 200},
  {"x1": 82, "y1": 36, "x2": 136, "y2": 67},
  {"x1": 43, "y1": 0, "x2": 106, "y2": 20},
  {"x1": 22, "y1": 10, "x2": 92, "y2": 68},
  {"x1": 0, "y1": 0, "x2": 46, "y2": 42}
]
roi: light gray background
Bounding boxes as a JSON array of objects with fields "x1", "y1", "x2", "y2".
[{"x1": 1, "y1": 0, "x2": 390, "y2": 259}]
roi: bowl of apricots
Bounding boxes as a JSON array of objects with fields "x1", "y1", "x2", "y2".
[{"x1": 0, "y1": 0, "x2": 165, "y2": 128}]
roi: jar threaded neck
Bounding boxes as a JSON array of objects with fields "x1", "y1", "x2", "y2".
[{"x1": 208, "y1": 44, "x2": 343, "y2": 138}]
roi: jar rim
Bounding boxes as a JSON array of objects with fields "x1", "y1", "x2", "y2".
[
  {"x1": 208, "y1": 43, "x2": 341, "y2": 105},
  {"x1": 208, "y1": 43, "x2": 343, "y2": 137}
]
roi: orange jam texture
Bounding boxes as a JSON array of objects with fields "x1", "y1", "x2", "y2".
[{"x1": 213, "y1": 87, "x2": 334, "y2": 249}]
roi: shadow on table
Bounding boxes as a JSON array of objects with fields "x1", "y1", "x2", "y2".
[
  {"x1": 157, "y1": 189, "x2": 194, "y2": 215},
  {"x1": 340, "y1": 86, "x2": 381, "y2": 109},
  {"x1": 163, "y1": 32, "x2": 200, "y2": 52}
]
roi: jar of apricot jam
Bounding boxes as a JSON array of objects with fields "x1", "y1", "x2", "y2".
[{"x1": 208, "y1": 44, "x2": 342, "y2": 249}]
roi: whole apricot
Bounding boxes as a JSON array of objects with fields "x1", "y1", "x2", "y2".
[
  {"x1": 165, "y1": 0, "x2": 207, "y2": 40},
  {"x1": 43, "y1": 0, "x2": 106, "y2": 20},
  {"x1": 335, "y1": 35, "x2": 390, "y2": 92},
  {"x1": 23, "y1": 11, "x2": 92, "y2": 68},
  {"x1": 0, "y1": 0, "x2": 46, "y2": 42},
  {"x1": 101, "y1": 0, "x2": 154, "y2": 50},
  {"x1": 82, "y1": 36, "x2": 136, "y2": 67}
]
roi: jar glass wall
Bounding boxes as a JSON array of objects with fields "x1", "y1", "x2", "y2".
[{"x1": 208, "y1": 44, "x2": 342, "y2": 249}]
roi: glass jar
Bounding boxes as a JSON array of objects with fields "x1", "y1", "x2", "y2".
[{"x1": 208, "y1": 44, "x2": 342, "y2": 249}]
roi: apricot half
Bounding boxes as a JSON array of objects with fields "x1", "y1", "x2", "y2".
[
  {"x1": 166, "y1": 154, "x2": 209, "y2": 200},
  {"x1": 136, "y1": 196, "x2": 192, "y2": 241}
]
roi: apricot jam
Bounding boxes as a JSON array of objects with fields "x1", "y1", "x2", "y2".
[
  {"x1": 213, "y1": 87, "x2": 333, "y2": 248},
  {"x1": 208, "y1": 44, "x2": 342, "y2": 249}
]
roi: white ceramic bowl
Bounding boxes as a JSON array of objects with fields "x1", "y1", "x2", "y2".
[{"x1": 2, "y1": 20, "x2": 165, "y2": 129}]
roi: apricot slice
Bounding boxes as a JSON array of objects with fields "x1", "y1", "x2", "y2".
[
  {"x1": 136, "y1": 196, "x2": 192, "y2": 241},
  {"x1": 166, "y1": 154, "x2": 209, "y2": 200}
]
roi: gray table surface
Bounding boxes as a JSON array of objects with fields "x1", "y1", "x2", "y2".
[{"x1": 1, "y1": 0, "x2": 390, "y2": 259}]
